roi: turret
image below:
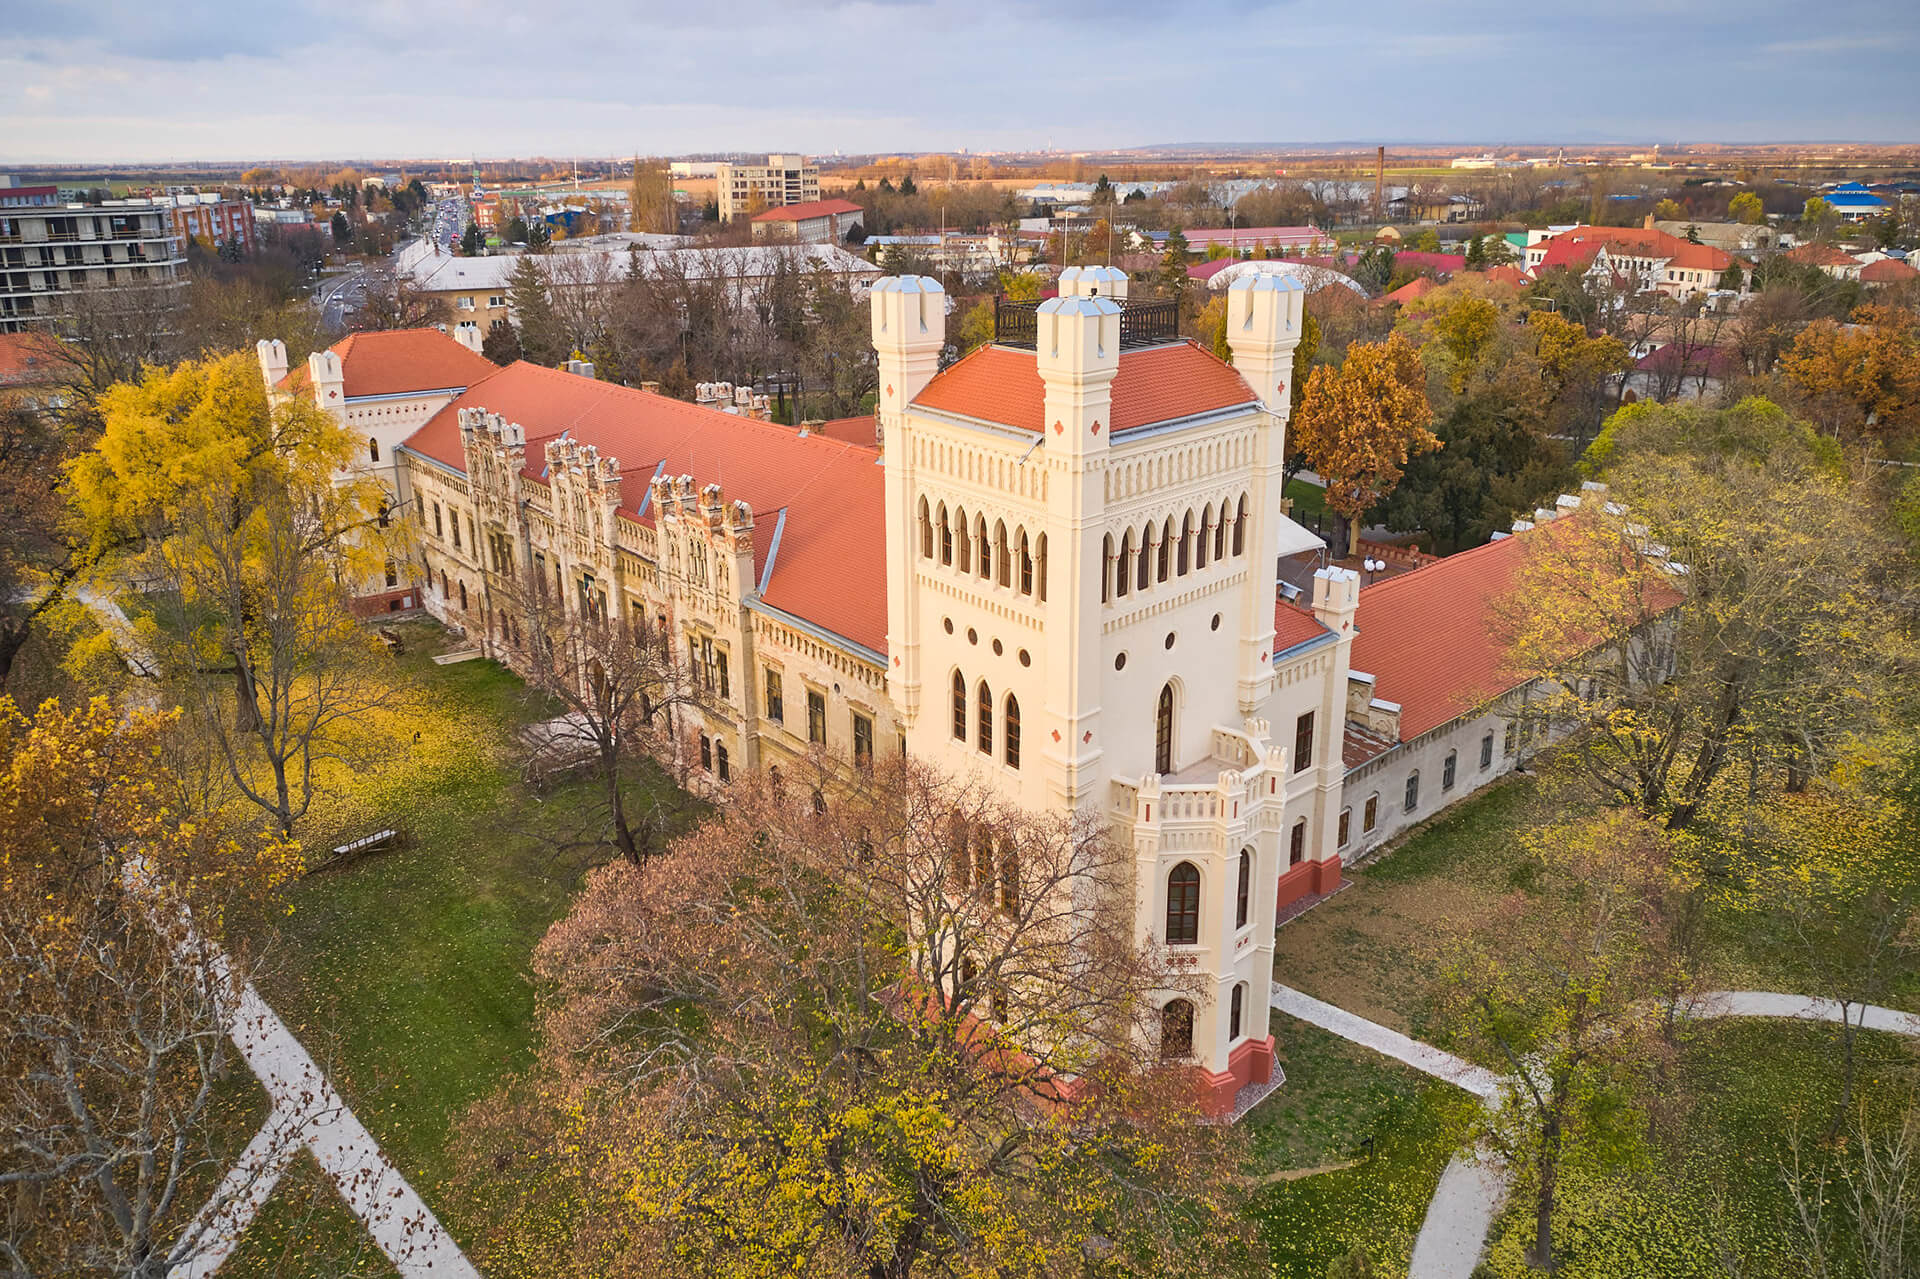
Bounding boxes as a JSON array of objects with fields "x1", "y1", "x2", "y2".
[
  {"x1": 307, "y1": 348, "x2": 346, "y2": 419},
  {"x1": 870, "y1": 275, "x2": 945, "y2": 430},
  {"x1": 1034, "y1": 293, "x2": 1120, "y2": 460},
  {"x1": 1223, "y1": 274, "x2": 1305, "y2": 419},
  {"x1": 1057, "y1": 264, "x2": 1129, "y2": 301},
  {"x1": 256, "y1": 338, "x2": 288, "y2": 393}
]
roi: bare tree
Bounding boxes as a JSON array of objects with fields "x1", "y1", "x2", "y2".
[{"x1": 345, "y1": 267, "x2": 441, "y2": 332}]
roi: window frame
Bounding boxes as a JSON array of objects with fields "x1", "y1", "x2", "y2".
[{"x1": 1164, "y1": 862, "x2": 1201, "y2": 946}]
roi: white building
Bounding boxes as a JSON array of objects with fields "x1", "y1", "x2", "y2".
[{"x1": 715, "y1": 154, "x2": 821, "y2": 222}]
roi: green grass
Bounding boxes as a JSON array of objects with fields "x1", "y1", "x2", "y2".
[
  {"x1": 1284, "y1": 477, "x2": 1328, "y2": 523},
  {"x1": 1245, "y1": 1015, "x2": 1438, "y2": 1174},
  {"x1": 217, "y1": 1153, "x2": 399, "y2": 1279},
  {"x1": 228, "y1": 619, "x2": 701, "y2": 1267}
]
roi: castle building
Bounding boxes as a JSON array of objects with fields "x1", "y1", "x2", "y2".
[{"x1": 264, "y1": 271, "x2": 1566, "y2": 1115}]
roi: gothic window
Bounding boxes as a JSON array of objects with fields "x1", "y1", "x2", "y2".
[
  {"x1": 368, "y1": 436, "x2": 380, "y2": 462},
  {"x1": 995, "y1": 521, "x2": 1010, "y2": 588},
  {"x1": 952, "y1": 671, "x2": 967, "y2": 741},
  {"x1": 1004, "y1": 694, "x2": 1020, "y2": 769},
  {"x1": 1197, "y1": 507, "x2": 1211, "y2": 569},
  {"x1": 1035, "y1": 533, "x2": 1048, "y2": 601},
  {"x1": 763, "y1": 668, "x2": 784, "y2": 721},
  {"x1": 1102, "y1": 534, "x2": 1114, "y2": 604},
  {"x1": 1234, "y1": 494, "x2": 1248, "y2": 556},
  {"x1": 955, "y1": 508, "x2": 971, "y2": 572},
  {"x1": 1215, "y1": 498, "x2": 1230, "y2": 560},
  {"x1": 432, "y1": 503, "x2": 442, "y2": 537},
  {"x1": 716, "y1": 742, "x2": 730, "y2": 782},
  {"x1": 1160, "y1": 999, "x2": 1194, "y2": 1059},
  {"x1": 918, "y1": 497, "x2": 933, "y2": 558},
  {"x1": 1177, "y1": 511, "x2": 1193, "y2": 576},
  {"x1": 977, "y1": 681, "x2": 993, "y2": 755},
  {"x1": 976, "y1": 515, "x2": 991, "y2": 580},
  {"x1": 1155, "y1": 683, "x2": 1174, "y2": 775},
  {"x1": 1165, "y1": 862, "x2": 1200, "y2": 945},
  {"x1": 938, "y1": 503, "x2": 953, "y2": 565},
  {"x1": 1294, "y1": 711, "x2": 1315, "y2": 772},
  {"x1": 1137, "y1": 524, "x2": 1153, "y2": 592},
  {"x1": 1230, "y1": 983, "x2": 1246, "y2": 1041},
  {"x1": 1116, "y1": 529, "x2": 1132, "y2": 598},
  {"x1": 1019, "y1": 529, "x2": 1033, "y2": 595},
  {"x1": 1236, "y1": 848, "x2": 1251, "y2": 929},
  {"x1": 1158, "y1": 517, "x2": 1173, "y2": 581},
  {"x1": 458, "y1": 580, "x2": 467, "y2": 610}
]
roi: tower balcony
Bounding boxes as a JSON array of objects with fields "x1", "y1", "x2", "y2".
[
  {"x1": 993, "y1": 296, "x2": 1180, "y2": 350},
  {"x1": 1109, "y1": 721, "x2": 1288, "y2": 855}
]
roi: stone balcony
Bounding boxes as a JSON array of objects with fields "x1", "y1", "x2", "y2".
[{"x1": 1110, "y1": 721, "x2": 1290, "y2": 856}]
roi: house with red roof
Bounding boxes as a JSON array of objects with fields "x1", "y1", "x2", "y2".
[
  {"x1": 1782, "y1": 242, "x2": 1864, "y2": 281},
  {"x1": 1524, "y1": 225, "x2": 1738, "y2": 299},
  {"x1": 1863, "y1": 257, "x2": 1920, "y2": 286},
  {"x1": 749, "y1": 197, "x2": 864, "y2": 245},
  {"x1": 368, "y1": 261, "x2": 1657, "y2": 1117}
]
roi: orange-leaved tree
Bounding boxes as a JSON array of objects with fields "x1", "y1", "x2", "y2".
[
  {"x1": 1778, "y1": 303, "x2": 1920, "y2": 442},
  {"x1": 1290, "y1": 331, "x2": 1438, "y2": 557}
]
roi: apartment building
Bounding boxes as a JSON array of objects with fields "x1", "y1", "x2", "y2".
[
  {"x1": 0, "y1": 178, "x2": 187, "y2": 334},
  {"x1": 165, "y1": 192, "x2": 256, "y2": 255},
  {"x1": 715, "y1": 154, "x2": 820, "y2": 222}
]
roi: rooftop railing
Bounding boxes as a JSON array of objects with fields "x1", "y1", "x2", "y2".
[{"x1": 993, "y1": 296, "x2": 1181, "y2": 350}]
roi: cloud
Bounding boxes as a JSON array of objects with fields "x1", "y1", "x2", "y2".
[{"x1": 0, "y1": 0, "x2": 1916, "y2": 161}]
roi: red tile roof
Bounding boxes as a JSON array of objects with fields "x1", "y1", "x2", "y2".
[
  {"x1": 750, "y1": 198, "x2": 864, "y2": 223},
  {"x1": 403, "y1": 363, "x2": 888, "y2": 655},
  {"x1": 1272, "y1": 602, "x2": 1332, "y2": 656},
  {"x1": 1348, "y1": 533, "x2": 1536, "y2": 741},
  {"x1": 281, "y1": 328, "x2": 497, "y2": 399},
  {"x1": 912, "y1": 342, "x2": 1257, "y2": 434},
  {"x1": 1390, "y1": 251, "x2": 1467, "y2": 274},
  {"x1": 1383, "y1": 276, "x2": 1439, "y2": 304},
  {"x1": 812, "y1": 415, "x2": 880, "y2": 448},
  {"x1": 0, "y1": 332, "x2": 69, "y2": 388},
  {"x1": 1784, "y1": 243, "x2": 1860, "y2": 268},
  {"x1": 1531, "y1": 226, "x2": 1731, "y2": 275},
  {"x1": 1863, "y1": 257, "x2": 1920, "y2": 283}
]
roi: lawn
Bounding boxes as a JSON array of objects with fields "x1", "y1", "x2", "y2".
[
  {"x1": 1283, "y1": 476, "x2": 1328, "y2": 524},
  {"x1": 222, "y1": 619, "x2": 701, "y2": 1272},
  {"x1": 1245, "y1": 1016, "x2": 1473, "y2": 1278},
  {"x1": 1272, "y1": 771, "x2": 1545, "y2": 1034}
]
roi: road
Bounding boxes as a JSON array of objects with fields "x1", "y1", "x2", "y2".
[{"x1": 315, "y1": 265, "x2": 371, "y2": 330}]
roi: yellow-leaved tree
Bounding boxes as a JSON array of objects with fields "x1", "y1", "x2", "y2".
[
  {"x1": 0, "y1": 697, "x2": 300, "y2": 1275},
  {"x1": 1290, "y1": 331, "x2": 1438, "y2": 557},
  {"x1": 65, "y1": 353, "x2": 400, "y2": 835}
]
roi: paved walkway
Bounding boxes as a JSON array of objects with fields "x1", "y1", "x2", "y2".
[
  {"x1": 1274, "y1": 982, "x2": 1920, "y2": 1279},
  {"x1": 1270, "y1": 983, "x2": 1503, "y2": 1101}
]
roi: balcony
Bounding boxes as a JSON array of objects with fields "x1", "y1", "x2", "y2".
[
  {"x1": 993, "y1": 296, "x2": 1180, "y2": 350},
  {"x1": 1110, "y1": 722, "x2": 1288, "y2": 851}
]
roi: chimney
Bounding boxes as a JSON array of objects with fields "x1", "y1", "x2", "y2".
[
  {"x1": 870, "y1": 275, "x2": 945, "y2": 434},
  {"x1": 454, "y1": 326, "x2": 484, "y2": 355},
  {"x1": 641, "y1": 380, "x2": 661, "y2": 395}
]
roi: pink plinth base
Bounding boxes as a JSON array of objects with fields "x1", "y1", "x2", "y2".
[
  {"x1": 1196, "y1": 1035, "x2": 1276, "y2": 1116},
  {"x1": 1276, "y1": 856, "x2": 1342, "y2": 911}
]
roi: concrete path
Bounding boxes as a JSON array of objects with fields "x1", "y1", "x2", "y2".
[
  {"x1": 1270, "y1": 983, "x2": 1503, "y2": 1102},
  {"x1": 76, "y1": 586, "x2": 159, "y2": 678},
  {"x1": 171, "y1": 1111, "x2": 310, "y2": 1279},
  {"x1": 1273, "y1": 981, "x2": 1920, "y2": 1279}
]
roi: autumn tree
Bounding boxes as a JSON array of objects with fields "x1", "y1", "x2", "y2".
[
  {"x1": 1729, "y1": 191, "x2": 1765, "y2": 225},
  {"x1": 65, "y1": 355, "x2": 399, "y2": 835},
  {"x1": 1801, "y1": 196, "x2": 1840, "y2": 243},
  {"x1": 346, "y1": 267, "x2": 441, "y2": 332},
  {"x1": 1778, "y1": 305, "x2": 1920, "y2": 442},
  {"x1": 461, "y1": 758, "x2": 1258, "y2": 1279},
  {"x1": 0, "y1": 698, "x2": 301, "y2": 1277},
  {"x1": 1497, "y1": 398, "x2": 1910, "y2": 829},
  {"x1": 491, "y1": 569, "x2": 704, "y2": 865},
  {"x1": 627, "y1": 157, "x2": 678, "y2": 236},
  {"x1": 1290, "y1": 332, "x2": 1438, "y2": 557},
  {"x1": 1434, "y1": 809, "x2": 1690, "y2": 1271}
]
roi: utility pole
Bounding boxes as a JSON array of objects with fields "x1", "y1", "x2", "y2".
[{"x1": 1375, "y1": 145, "x2": 1385, "y2": 223}]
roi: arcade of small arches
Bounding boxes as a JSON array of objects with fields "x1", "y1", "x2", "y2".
[
  {"x1": 918, "y1": 499, "x2": 1049, "y2": 601},
  {"x1": 1101, "y1": 494, "x2": 1249, "y2": 604},
  {"x1": 951, "y1": 670, "x2": 1022, "y2": 770}
]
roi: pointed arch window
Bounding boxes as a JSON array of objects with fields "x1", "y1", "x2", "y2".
[
  {"x1": 1155, "y1": 683, "x2": 1174, "y2": 775},
  {"x1": 1101, "y1": 533, "x2": 1114, "y2": 604},
  {"x1": 995, "y1": 521, "x2": 1011, "y2": 588},
  {"x1": 1116, "y1": 529, "x2": 1132, "y2": 598},
  {"x1": 1197, "y1": 507, "x2": 1212, "y2": 570},
  {"x1": 951, "y1": 671, "x2": 967, "y2": 740},
  {"x1": 1004, "y1": 693, "x2": 1021, "y2": 769},
  {"x1": 976, "y1": 515, "x2": 991, "y2": 579},
  {"x1": 1233, "y1": 494, "x2": 1248, "y2": 556},
  {"x1": 918, "y1": 497, "x2": 934, "y2": 558},
  {"x1": 1137, "y1": 525, "x2": 1153, "y2": 592},
  {"x1": 1157, "y1": 518, "x2": 1173, "y2": 582},
  {"x1": 1019, "y1": 530, "x2": 1033, "y2": 595},
  {"x1": 1236, "y1": 848, "x2": 1252, "y2": 929},
  {"x1": 368, "y1": 437, "x2": 380, "y2": 462},
  {"x1": 1161, "y1": 998, "x2": 1195, "y2": 1059},
  {"x1": 1036, "y1": 533, "x2": 1048, "y2": 601},
  {"x1": 977, "y1": 681, "x2": 993, "y2": 755},
  {"x1": 1215, "y1": 499, "x2": 1229, "y2": 560},
  {"x1": 956, "y1": 508, "x2": 971, "y2": 572},
  {"x1": 1165, "y1": 862, "x2": 1200, "y2": 945},
  {"x1": 1177, "y1": 511, "x2": 1194, "y2": 575},
  {"x1": 938, "y1": 503, "x2": 953, "y2": 565},
  {"x1": 1230, "y1": 983, "x2": 1246, "y2": 1041}
]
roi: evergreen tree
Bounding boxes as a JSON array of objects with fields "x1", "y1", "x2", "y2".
[
  {"x1": 482, "y1": 316, "x2": 523, "y2": 364},
  {"x1": 1158, "y1": 228, "x2": 1193, "y2": 296},
  {"x1": 1354, "y1": 245, "x2": 1396, "y2": 293},
  {"x1": 330, "y1": 211, "x2": 351, "y2": 245},
  {"x1": 899, "y1": 173, "x2": 917, "y2": 196},
  {"x1": 507, "y1": 257, "x2": 567, "y2": 366},
  {"x1": 459, "y1": 223, "x2": 483, "y2": 256},
  {"x1": 1464, "y1": 235, "x2": 1486, "y2": 270}
]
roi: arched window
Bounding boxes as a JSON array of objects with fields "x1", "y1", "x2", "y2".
[
  {"x1": 1004, "y1": 693, "x2": 1021, "y2": 769},
  {"x1": 1155, "y1": 683, "x2": 1175, "y2": 775},
  {"x1": 368, "y1": 437, "x2": 380, "y2": 462},
  {"x1": 977, "y1": 681, "x2": 993, "y2": 755},
  {"x1": 995, "y1": 521, "x2": 1011, "y2": 588},
  {"x1": 1019, "y1": 530, "x2": 1033, "y2": 595},
  {"x1": 1137, "y1": 524, "x2": 1153, "y2": 592},
  {"x1": 1035, "y1": 533, "x2": 1048, "y2": 601},
  {"x1": 1404, "y1": 770, "x2": 1421, "y2": 813},
  {"x1": 1215, "y1": 499, "x2": 1230, "y2": 560},
  {"x1": 1101, "y1": 533, "x2": 1114, "y2": 604},
  {"x1": 955, "y1": 508, "x2": 971, "y2": 572},
  {"x1": 1158, "y1": 517, "x2": 1173, "y2": 581},
  {"x1": 976, "y1": 515, "x2": 991, "y2": 579},
  {"x1": 1116, "y1": 529, "x2": 1132, "y2": 598},
  {"x1": 951, "y1": 671, "x2": 967, "y2": 741},
  {"x1": 918, "y1": 497, "x2": 933, "y2": 558},
  {"x1": 1197, "y1": 507, "x2": 1212, "y2": 570},
  {"x1": 1236, "y1": 848, "x2": 1252, "y2": 929},
  {"x1": 999, "y1": 842, "x2": 1019, "y2": 911},
  {"x1": 1160, "y1": 999, "x2": 1195, "y2": 1059},
  {"x1": 1230, "y1": 983, "x2": 1246, "y2": 1041},
  {"x1": 458, "y1": 580, "x2": 468, "y2": 610},
  {"x1": 1165, "y1": 862, "x2": 1200, "y2": 945},
  {"x1": 1177, "y1": 511, "x2": 1193, "y2": 575},
  {"x1": 1233, "y1": 495, "x2": 1248, "y2": 556},
  {"x1": 938, "y1": 503, "x2": 953, "y2": 565}
]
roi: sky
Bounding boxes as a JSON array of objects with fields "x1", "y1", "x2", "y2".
[{"x1": 2, "y1": 0, "x2": 1917, "y2": 164}]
